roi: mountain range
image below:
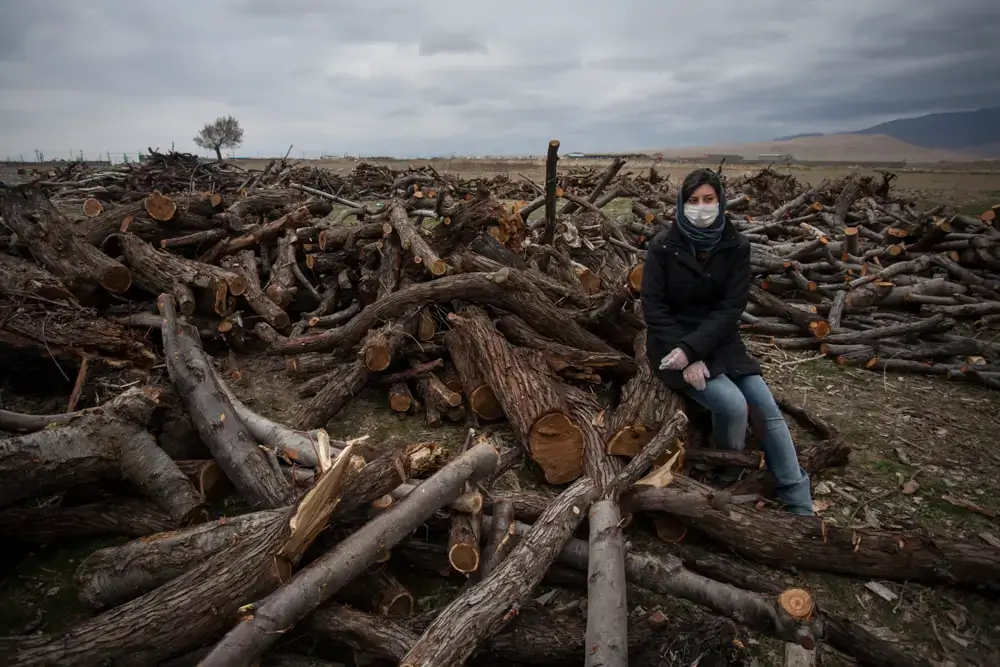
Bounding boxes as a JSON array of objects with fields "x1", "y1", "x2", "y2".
[{"x1": 771, "y1": 107, "x2": 1000, "y2": 159}]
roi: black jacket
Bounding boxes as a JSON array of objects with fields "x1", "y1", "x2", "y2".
[{"x1": 640, "y1": 220, "x2": 761, "y2": 390}]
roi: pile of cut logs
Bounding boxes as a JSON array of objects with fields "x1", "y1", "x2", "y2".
[{"x1": 1, "y1": 142, "x2": 998, "y2": 667}]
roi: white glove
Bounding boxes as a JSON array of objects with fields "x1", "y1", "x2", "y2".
[
  {"x1": 682, "y1": 361, "x2": 710, "y2": 391},
  {"x1": 659, "y1": 347, "x2": 689, "y2": 371}
]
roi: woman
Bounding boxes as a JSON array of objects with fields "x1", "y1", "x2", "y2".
[{"x1": 640, "y1": 168, "x2": 813, "y2": 515}]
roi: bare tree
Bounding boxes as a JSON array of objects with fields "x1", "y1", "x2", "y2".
[{"x1": 194, "y1": 116, "x2": 244, "y2": 161}]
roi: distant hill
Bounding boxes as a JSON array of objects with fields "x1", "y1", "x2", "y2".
[
  {"x1": 772, "y1": 132, "x2": 825, "y2": 141},
  {"x1": 853, "y1": 108, "x2": 1000, "y2": 156},
  {"x1": 657, "y1": 133, "x2": 974, "y2": 163}
]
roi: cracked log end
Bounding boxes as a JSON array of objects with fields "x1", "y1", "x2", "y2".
[
  {"x1": 529, "y1": 410, "x2": 584, "y2": 484},
  {"x1": 448, "y1": 542, "x2": 480, "y2": 573},
  {"x1": 606, "y1": 425, "x2": 652, "y2": 457},
  {"x1": 82, "y1": 197, "x2": 104, "y2": 217},
  {"x1": 365, "y1": 346, "x2": 392, "y2": 372},
  {"x1": 653, "y1": 515, "x2": 688, "y2": 543},
  {"x1": 808, "y1": 320, "x2": 831, "y2": 338},
  {"x1": 100, "y1": 265, "x2": 133, "y2": 294},
  {"x1": 469, "y1": 386, "x2": 504, "y2": 421},
  {"x1": 779, "y1": 588, "x2": 815, "y2": 620},
  {"x1": 144, "y1": 190, "x2": 177, "y2": 222}
]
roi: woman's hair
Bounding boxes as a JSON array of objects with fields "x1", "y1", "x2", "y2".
[{"x1": 680, "y1": 168, "x2": 723, "y2": 203}]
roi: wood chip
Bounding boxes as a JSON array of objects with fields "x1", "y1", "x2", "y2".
[
  {"x1": 864, "y1": 581, "x2": 898, "y2": 603},
  {"x1": 978, "y1": 532, "x2": 1000, "y2": 548}
]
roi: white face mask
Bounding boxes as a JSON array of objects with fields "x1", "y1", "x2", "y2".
[{"x1": 684, "y1": 203, "x2": 719, "y2": 228}]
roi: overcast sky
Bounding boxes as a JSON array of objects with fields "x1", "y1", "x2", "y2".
[{"x1": 1, "y1": 0, "x2": 999, "y2": 159}]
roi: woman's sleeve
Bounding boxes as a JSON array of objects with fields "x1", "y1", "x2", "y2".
[
  {"x1": 678, "y1": 241, "x2": 750, "y2": 361},
  {"x1": 640, "y1": 243, "x2": 686, "y2": 351}
]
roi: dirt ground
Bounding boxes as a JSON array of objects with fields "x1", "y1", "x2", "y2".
[{"x1": 2, "y1": 158, "x2": 1000, "y2": 665}]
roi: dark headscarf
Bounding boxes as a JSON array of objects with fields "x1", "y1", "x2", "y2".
[{"x1": 675, "y1": 168, "x2": 727, "y2": 251}]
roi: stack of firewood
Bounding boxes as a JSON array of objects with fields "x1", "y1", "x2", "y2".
[{"x1": 1, "y1": 142, "x2": 998, "y2": 667}]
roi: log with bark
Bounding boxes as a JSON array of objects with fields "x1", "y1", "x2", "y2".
[
  {"x1": 0, "y1": 386, "x2": 207, "y2": 524},
  {"x1": 196, "y1": 441, "x2": 500, "y2": 667},
  {"x1": 0, "y1": 185, "x2": 132, "y2": 295},
  {"x1": 0, "y1": 442, "x2": 356, "y2": 667}
]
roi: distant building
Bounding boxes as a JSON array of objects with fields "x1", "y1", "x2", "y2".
[
  {"x1": 758, "y1": 153, "x2": 795, "y2": 162},
  {"x1": 705, "y1": 154, "x2": 745, "y2": 163},
  {"x1": 565, "y1": 152, "x2": 585, "y2": 158}
]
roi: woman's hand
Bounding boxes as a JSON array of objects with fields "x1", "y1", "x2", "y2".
[
  {"x1": 682, "y1": 361, "x2": 710, "y2": 391},
  {"x1": 659, "y1": 347, "x2": 689, "y2": 371}
]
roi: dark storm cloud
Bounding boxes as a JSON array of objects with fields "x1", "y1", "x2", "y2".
[{"x1": 1, "y1": 0, "x2": 998, "y2": 158}]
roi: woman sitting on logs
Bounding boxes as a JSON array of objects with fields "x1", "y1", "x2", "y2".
[{"x1": 640, "y1": 168, "x2": 814, "y2": 515}]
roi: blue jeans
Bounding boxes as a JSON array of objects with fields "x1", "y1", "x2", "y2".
[{"x1": 683, "y1": 374, "x2": 813, "y2": 515}]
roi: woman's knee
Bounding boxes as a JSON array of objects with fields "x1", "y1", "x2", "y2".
[{"x1": 705, "y1": 381, "x2": 749, "y2": 423}]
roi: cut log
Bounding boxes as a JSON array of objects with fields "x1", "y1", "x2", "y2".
[
  {"x1": 336, "y1": 568, "x2": 414, "y2": 617},
  {"x1": 159, "y1": 293, "x2": 293, "y2": 508},
  {"x1": 307, "y1": 603, "x2": 666, "y2": 667},
  {"x1": 74, "y1": 509, "x2": 282, "y2": 610},
  {"x1": 71, "y1": 442, "x2": 444, "y2": 611},
  {"x1": 389, "y1": 382, "x2": 414, "y2": 412},
  {"x1": 267, "y1": 233, "x2": 299, "y2": 308},
  {"x1": 267, "y1": 266, "x2": 615, "y2": 356},
  {"x1": 120, "y1": 233, "x2": 246, "y2": 312},
  {"x1": 0, "y1": 185, "x2": 132, "y2": 294},
  {"x1": 1, "y1": 442, "x2": 355, "y2": 667},
  {"x1": 398, "y1": 417, "x2": 680, "y2": 667},
  {"x1": 226, "y1": 249, "x2": 290, "y2": 329},
  {"x1": 0, "y1": 252, "x2": 76, "y2": 303},
  {"x1": 625, "y1": 479, "x2": 1000, "y2": 584},
  {"x1": 494, "y1": 313, "x2": 637, "y2": 380},
  {"x1": 388, "y1": 201, "x2": 448, "y2": 276},
  {"x1": 607, "y1": 330, "x2": 685, "y2": 457},
  {"x1": 0, "y1": 386, "x2": 207, "y2": 524},
  {"x1": 448, "y1": 304, "x2": 584, "y2": 484},
  {"x1": 750, "y1": 284, "x2": 830, "y2": 338},
  {"x1": 447, "y1": 431, "x2": 482, "y2": 574},
  {"x1": 0, "y1": 498, "x2": 174, "y2": 544},
  {"x1": 443, "y1": 327, "x2": 504, "y2": 421},
  {"x1": 0, "y1": 298, "x2": 155, "y2": 366},
  {"x1": 196, "y1": 441, "x2": 499, "y2": 667},
  {"x1": 478, "y1": 498, "x2": 516, "y2": 580}
]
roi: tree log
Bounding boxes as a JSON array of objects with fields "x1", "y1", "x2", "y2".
[
  {"x1": 336, "y1": 568, "x2": 414, "y2": 617},
  {"x1": 443, "y1": 327, "x2": 504, "y2": 421},
  {"x1": 1, "y1": 443, "x2": 355, "y2": 667},
  {"x1": 447, "y1": 431, "x2": 482, "y2": 574},
  {"x1": 307, "y1": 603, "x2": 666, "y2": 666},
  {"x1": 226, "y1": 250, "x2": 290, "y2": 329},
  {"x1": 0, "y1": 386, "x2": 206, "y2": 524},
  {"x1": 0, "y1": 185, "x2": 132, "y2": 294},
  {"x1": 626, "y1": 479, "x2": 1000, "y2": 584},
  {"x1": 607, "y1": 330, "x2": 685, "y2": 457},
  {"x1": 74, "y1": 509, "x2": 282, "y2": 610},
  {"x1": 448, "y1": 304, "x2": 583, "y2": 484},
  {"x1": 197, "y1": 441, "x2": 499, "y2": 667},
  {"x1": 494, "y1": 313, "x2": 637, "y2": 380},
  {"x1": 388, "y1": 201, "x2": 447, "y2": 276},
  {"x1": 267, "y1": 266, "x2": 614, "y2": 356},
  {"x1": 0, "y1": 498, "x2": 174, "y2": 544},
  {"x1": 159, "y1": 293, "x2": 292, "y2": 508},
  {"x1": 121, "y1": 233, "x2": 246, "y2": 312},
  {"x1": 0, "y1": 252, "x2": 76, "y2": 303},
  {"x1": 398, "y1": 415, "x2": 681, "y2": 667}
]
